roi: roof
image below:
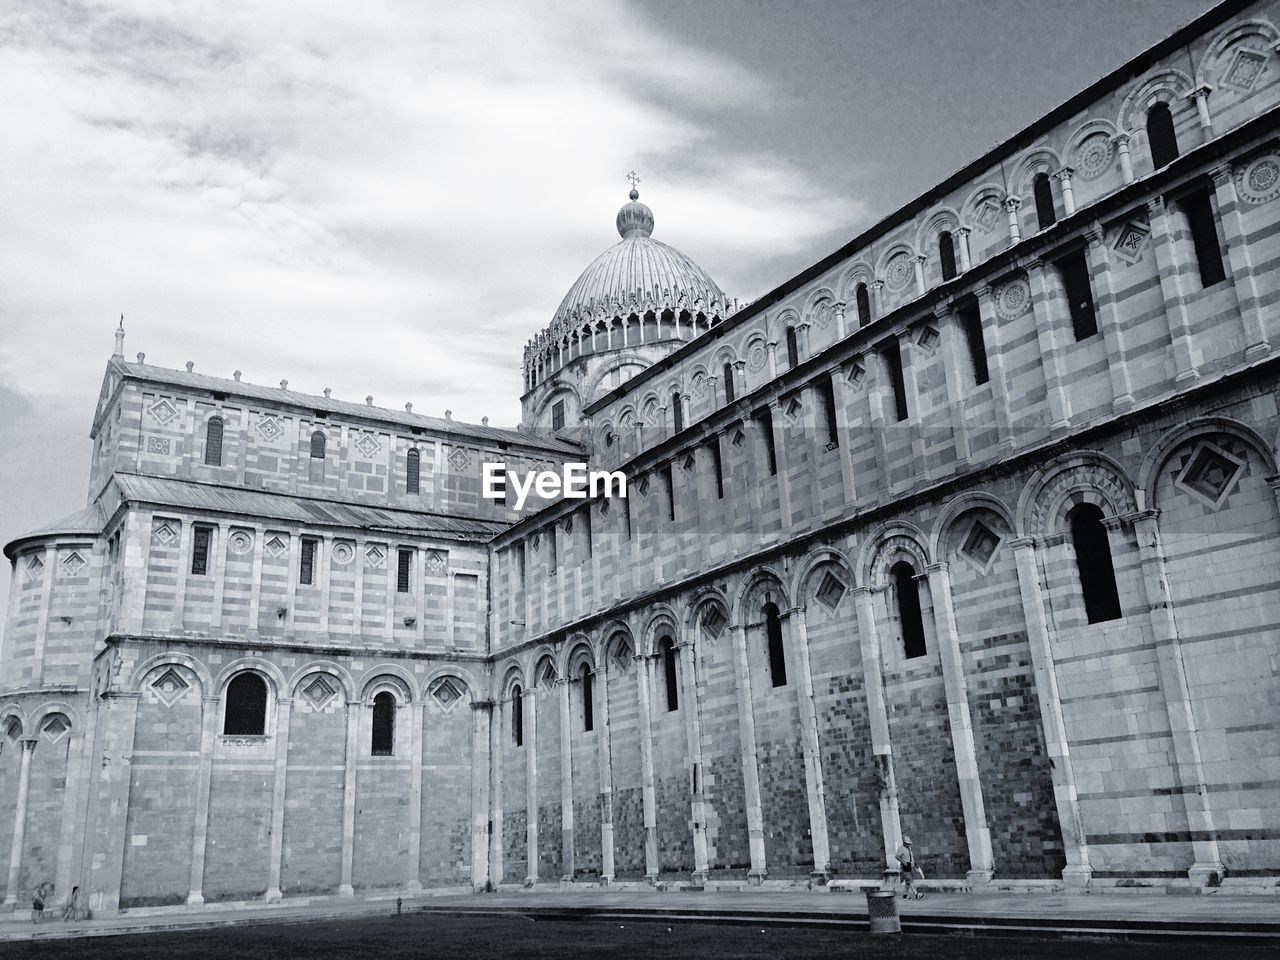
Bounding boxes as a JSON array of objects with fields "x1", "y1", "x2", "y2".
[
  {"x1": 111, "y1": 473, "x2": 508, "y2": 541},
  {"x1": 4, "y1": 504, "x2": 105, "y2": 558},
  {"x1": 109, "y1": 359, "x2": 580, "y2": 456}
]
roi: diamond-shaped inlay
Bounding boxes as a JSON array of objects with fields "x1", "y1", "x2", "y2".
[
  {"x1": 430, "y1": 677, "x2": 464, "y2": 708},
  {"x1": 1222, "y1": 47, "x2": 1266, "y2": 91},
  {"x1": 844, "y1": 357, "x2": 866, "y2": 385},
  {"x1": 60, "y1": 550, "x2": 86, "y2": 576},
  {"x1": 682, "y1": 453, "x2": 697, "y2": 472},
  {"x1": 152, "y1": 522, "x2": 176, "y2": 546},
  {"x1": 151, "y1": 667, "x2": 190, "y2": 707},
  {"x1": 974, "y1": 199, "x2": 1001, "y2": 232},
  {"x1": 365, "y1": 544, "x2": 386, "y2": 567},
  {"x1": 24, "y1": 555, "x2": 44, "y2": 583},
  {"x1": 612, "y1": 640, "x2": 633, "y2": 672},
  {"x1": 256, "y1": 415, "x2": 283, "y2": 441},
  {"x1": 785, "y1": 396, "x2": 804, "y2": 421},
  {"x1": 637, "y1": 475, "x2": 650, "y2": 496},
  {"x1": 148, "y1": 398, "x2": 178, "y2": 426},
  {"x1": 41, "y1": 714, "x2": 70, "y2": 742},
  {"x1": 815, "y1": 571, "x2": 848, "y2": 610},
  {"x1": 425, "y1": 549, "x2": 447, "y2": 574},
  {"x1": 915, "y1": 324, "x2": 940, "y2": 353},
  {"x1": 4, "y1": 717, "x2": 22, "y2": 740},
  {"x1": 700, "y1": 605, "x2": 727, "y2": 640},
  {"x1": 960, "y1": 519, "x2": 1002, "y2": 572},
  {"x1": 1176, "y1": 441, "x2": 1245, "y2": 508},
  {"x1": 449, "y1": 447, "x2": 471, "y2": 472},
  {"x1": 264, "y1": 535, "x2": 288, "y2": 558},
  {"x1": 1111, "y1": 221, "x2": 1150, "y2": 264},
  {"x1": 354, "y1": 432, "x2": 381, "y2": 459},
  {"x1": 302, "y1": 674, "x2": 337, "y2": 710}
]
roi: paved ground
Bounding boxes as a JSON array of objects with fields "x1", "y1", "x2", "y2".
[{"x1": 4, "y1": 910, "x2": 1280, "y2": 960}]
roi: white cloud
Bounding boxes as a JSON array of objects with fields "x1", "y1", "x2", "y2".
[{"x1": 0, "y1": 0, "x2": 861, "y2": 426}]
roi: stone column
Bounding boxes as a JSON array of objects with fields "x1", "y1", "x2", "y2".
[
  {"x1": 1131, "y1": 512, "x2": 1224, "y2": 886},
  {"x1": 1004, "y1": 196, "x2": 1023, "y2": 245},
  {"x1": 489, "y1": 693, "x2": 504, "y2": 887},
  {"x1": 265, "y1": 697, "x2": 292, "y2": 902},
  {"x1": 788, "y1": 607, "x2": 831, "y2": 880},
  {"x1": 407, "y1": 700, "x2": 425, "y2": 893},
  {"x1": 1147, "y1": 196, "x2": 1200, "y2": 384},
  {"x1": 597, "y1": 658, "x2": 616, "y2": 885},
  {"x1": 1056, "y1": 167, "x2": 1077, "y2": 217},
  {"x1": 678, "y1": 640, "x2": 710, "y2": 881},
  {"x1": 634, "y1": 652, "x2": 659, "y2": 881},
  {"x1": 1009, "y1": 538, "x2": 1091, "y2": 886},
  {"x1": 1025, "y1": 259, "x2": 1072, "y2": 430},
  {"x1": 871, "y1": 279, "x2": 885, "y2": 319},
  {"x1": 766, "y1": 340, "x2": 779, "y2": 379},
  {"x1": 912, "y1": 254, "x2": 927, "y2": 296},
  {"x1": 186, "y1": 695, "x2": 219, "y2": 905},
  {"x1": 471, "y1": 701, "x2": 493, "y2": 891},
  {"x1": 338, "y1": 699, "x2": 360, "y2": 896},
  {"x1": 53, "y1": 730, "x2": 88, "y2": 910},
  {"x1": 525, "y1": 683, "x2": 539, "y2": 885},
  {"x1": 955, "y1": 227, "x2": 973, "y2": 273},
  {"x1": 1189, "y1": 85, "x2": 1213, "y2": 135},
  {"x1": 3, "y1": 739, "x2": 36, "y2": 907},
  {"x1": 834, "y1": 301, "x2": 847, "y2": 340},
  {"x1": 1211, "y1": 164, "x2": 1271, "y2": 358},
  {"x1": 730, "y1": 624, "x2": 768, "y2": 881},
  {"x1": 1081, "y1": 225, "x2": 1137, "y2": 412},
  {"x1": 558, "y1": 678, "x2": 575, "y2": 882},
  {"x1": 851, "y1": 587, "x2": 902, "y2": 872},
  {"x1": 1114, "y1": 133, "x2": 1134, "y2": 184},
  {"x1": 925, "y1": 563, "x2": 994, "y2": 883},
  {"x1": 934, "y1": 302, "x2": 972, "y2": 467}
]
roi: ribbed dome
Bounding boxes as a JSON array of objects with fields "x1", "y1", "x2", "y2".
[{"x1": 554, "y1": 188, "x2": 725, "y2": 323}]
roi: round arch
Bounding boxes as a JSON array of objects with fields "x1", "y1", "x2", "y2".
[
  {"x1": 214, "y1": 657, "x2": 288, "y2": 698},
  {"x1": 357, "y1": 663, "x2": 419, "y2": 703},
  {"x1": 859, "y1": 520, "x2": 932, "y2": 587},
  {"x1": 640, "y1": 603, "x2": 683, "y2": 656},
  {"x1": 288, "y1": 660, "x2": 356, "y2": 701},
  {"x1": 1118, "y1": 68, "x2": 1194, "y2": 134},
  {"x1": 1017, "y1": 450, "x2": 1137, "y2": 539},
  {"x1": 733, "y1": 566, "x2": 791, "y2": 626},
  {"x1": 129, "y1": 651, "x2": 215, "y2": 695},
  {"x1": 790, "y1": 544, "x2": 858, "y2": 602},
  {"x1": 1138, "y1": 416, "x2": 1276, "y2": 509},
  {"x1": 930, "y1": 491, "x2": 1017, "y2": 559}
]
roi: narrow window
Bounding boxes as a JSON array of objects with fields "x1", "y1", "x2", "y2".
[
  {"x1": 224, "y1": 673, "x2": 267, "y2": 736},
  {"x1": 582, "y1": 507, "x2": 593, "y2": 557},
  {"x1": 1033, "y1": 173, "x2": 1057, "y2": 230},
  {"x1": 516, "y1": 542, "x2": 527, "y2": 594},
  {"x1": 1069, "y1": 503, "x2": 1122, "y2": 623},
  {"x1": 785, "y1": 326, "x2": 800, "y2": 368},
  {"x1": 892, "y1": 561, "x2": 927, "y2": 659},
  {"x1": 881, "y1": 339, "x2": 909, "y2": 422},
  {"x1": 671, "y1": 391, "x2": 684, "y2": 432},
  {"x1": 1147, "y1": 102, "x2": 1179, "y2": 169},
  {"x1": 662, "y1": 464, "x2": 675, "y2": 521},
  {"x1": 709, "y1": 439, "x2": 724, "y2": 499},
  {"x1": 512, "y1": 685, "x2": 524, "y2": 747},
  {"x1": 765, "y1": 602, "x2": 787, "y2": 687},
  {"x1": 406, "y1": 448, "x2": 421, "y2": 494},
  {"x1": 191, "y1": 525, "x2": 212, "y2": 576},
  {"x1": 547, "y1": 528, "x2": 557, "y2": 574},
  {"x1": 856, "y1": 282, "x2": 872, "y2": 327},
  {"x1": 1181, "y1": 188, "x2": 1227, "y2": 288},
  {"x1": 205, "y1": 417, "x2": 224, "y2": 466},
  {"x1": 551, "y1": 399, "x2": 565, "y2": 431},
  {"x1": 938, "y1": 231, "x2": 957, "y2": 281},
  {"x1": 958, "y1": 302, "x2": 990, "y2": 385},
  {"x1": 371, "y1": 691, "x2": 395, "y2": 756},
  {"x1": 623, "y1": 486, "x2": 633, "y2": 540},
  {"x1": 758, "y1": 408, "x2": 778, "y2": 475},
  {"x1": 1058, "y1": 248, "x2": 1098, "y2": 340},
  {"x1": 659, "y1": 636, "x2": 679, "y2": 712},
  {"x1": 722, "y1": 362, "x2": 736, "y2": 404},
  {"x1": 299, "y1": 537, "x2": 316, "y2": 585},
  {"x1": 580, "y1": 664, "x2": 594, "y2": 732},
  {"x1": 309, "y1": 430, "x2": 326, "y2": 482},
  {"x1": 396, "y1": 548, "x2": 412, "y2": 593},
  {"x1": 818, "y1": 375, "x2": 839, "y2": 448}
]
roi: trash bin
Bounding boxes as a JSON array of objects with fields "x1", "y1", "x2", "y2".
[{"x1": 865, "y1": 888, "x2": 901, "y2": 934}]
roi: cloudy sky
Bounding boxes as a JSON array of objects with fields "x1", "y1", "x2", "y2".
[{"x1": 0, "y1": 0, "x2": 1209, "y2": 605}]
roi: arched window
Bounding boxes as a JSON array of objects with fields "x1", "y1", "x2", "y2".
[
  {"x1": 785, "y1": 326, "x2": 800, "y2": 368},
  {"x1": 512, "y1": 684, "x2": 524, "y2": 746},
  {"x1": 406, "y1": 448, "x2": 420, "y2": 494},
  {"x1": 580, "y1": 663, "x2": 594, "y2": 732},
  {"x1": 204, "y1": 416, "x2": 224, "y2": 466},
  {"x1": 659, "y1": 635, "x2": 679, "y2": 712},
  {"x1": 1147, "y1": 102, "x2": 1179, "y2": 169},
  {"x1": 764, "y1": 602, "x2": 787, "y2": 687},
  {"x1": 938, "y1": 231, "x2": 957, "y2": 281},
  {"x1": 1033, "y1": 173, "x2": 1056, "y2": 230},
  {"x1": 1068, "y1": 503, "x2": 1122, "y2": 623},
  {"x1": 722, "y1": 363, "x2": 736, "y2": 404},
  {"x1": 371, "y1": 691, "x2": 395, "y2": 756},
  {"x1": 672, "y1": 391, "x2": 683, "y2": 432},
  {"x1": 224, "y1": 673, "x2": 268, "y2": 736},
  {"x1": 892, "y1": 561, "x2": 927, "y2": 659},
  {"x1": 856, "y1": 282, "x2": 872, "y2": 327},
  {"x1": 309, "y1": 430, "x2": 326, "y2": 482}
]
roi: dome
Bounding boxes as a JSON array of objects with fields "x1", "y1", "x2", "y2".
[{"x1": 552, "y1": 188, "x2": 727, "y2": 325}]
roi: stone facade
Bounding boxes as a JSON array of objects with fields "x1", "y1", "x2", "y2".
[{"x1": 4, "y1": 0, "x2": 1280, "y2": 917}]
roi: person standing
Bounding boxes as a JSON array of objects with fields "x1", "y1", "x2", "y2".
[{"x1": 895, "y1": 836, "x2": 923, "y2": 900}]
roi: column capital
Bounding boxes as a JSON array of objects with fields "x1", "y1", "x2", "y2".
[
  {"x1": 1054, "y1": 166, "x2": 1075, "y2": 182},
  {"x1": 470, "y1": 699, "x2": 496, "y2": 711},
  {"x1": 1209, "y1": 162, "x2": 1235, "y2": 186},
  {"x1": 1004, "y1": 195, "x2": 1022, "y2": 212},
  {"x1": 1147, "y1": 194, "x2": 1168, "y2": 214},
  {"x1": 1008, "y1": 536, "x2": 1037, "y2": 552},
  {"x1": 19, "y1": 738, "x2": 37, "y2": 753},
  {"x1": 1111, "y1": 131, "x2": 1131, "y2": 146},
  {"x1": 1084, "y1": 223, "x2": 1106, "y2": 248},
  {"x1": 912, "y1": 253, "x2": 927, "y2": 265},
  {"x1": 975, "y1": 284, "x2": 995, "y2": 304},
  {"x1": 933, "y1": 300, "x2": 955, "y2": 320},
  {"x1": 924, "y1": 561, "x2": 950, "y2": 575},
  {"x1": 1187, "y1": 82, "x2": 1213, "y2": 100},
  {"x1": 871, "y1": 278, "x2": 885, "y2": 291},
  {"x1": 956, "y1": 225, "x2": 972, "y2": 237}
]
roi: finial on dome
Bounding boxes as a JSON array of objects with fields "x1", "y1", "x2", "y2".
[
  {"x1": 617, "y1": 171, "x2": 654, "y2": 239},
  {"x1": 113, "y1": 315, "x2": 125, "y2": 358}
]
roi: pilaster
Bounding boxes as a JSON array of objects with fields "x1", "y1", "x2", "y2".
[
  {"x1": 1025, "y1": 259, "x2": 1072, "y2": 430},
  {"x1": 1211, "y1": 163, "x2": 1271, "y2": 358},
  {"x1": 788, "y1": 607, "x2": 831, "y2": 880},
  {"x1": 264, "y1": 697, "x2": 292, "y2": 902},
  {"x1": 1147, "y1": 196, "x2": 1201, "y2": 383},
  {"x1": 852, "y1": 587, "x2": 901, "y2": 870},
  {"x1": 1084, "y1": 225, "x2": 1136, "y2": 411},
  {"x1": 730, "y1": 624, "x2": 768, "y2": 881},
  {"x1": 186, "y1": 695, "x2": 218, "y2": 905}
]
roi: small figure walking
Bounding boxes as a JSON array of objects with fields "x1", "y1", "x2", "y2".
[
  {"x1": 32, "y1": 881, "x2": 52, "y2": 923},
  {"x1": 60, "y1": 886, "x2": 80, "y2": 922},
  {"x1": 896, "y1": 836, "x2": 924, "y2": 900}
]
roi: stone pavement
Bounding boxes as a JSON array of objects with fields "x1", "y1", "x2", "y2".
[{"x1": 1, "y1": 887, "x2": 1278, "y2": 944}]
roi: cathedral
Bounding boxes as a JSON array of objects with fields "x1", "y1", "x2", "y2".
[{"x1": 4, "y1": 0, "x2": 1280, "y2": 916}]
